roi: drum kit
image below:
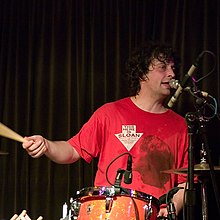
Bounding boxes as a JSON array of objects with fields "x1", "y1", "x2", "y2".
[
  {"x1": 61, "y1": 186, "x2": 160, "y2": 220},
  {"x1": 59, "y1": 161, "x2": 220, "y2": 220},
  {"x1": 0, "y1": 123, "x2": 219, "y2": 219}
]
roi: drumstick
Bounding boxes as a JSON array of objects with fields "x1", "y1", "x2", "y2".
[
  {"x1": 0, "y1": 122, "x2": 26, "y2": 143},
  {"x1": 24, "y1": 213, "x2": 31, "y2": 220},
  {"x1": 10, "y1": 214, "x2": 19, "y2": 220},
  {"x1": 19, "y1": 210, "x2": 27, "y2": 220}
]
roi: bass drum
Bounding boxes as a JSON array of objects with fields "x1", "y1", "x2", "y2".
[{"x1": 70, "y1": 186, "x2": 160, "y2": 220}]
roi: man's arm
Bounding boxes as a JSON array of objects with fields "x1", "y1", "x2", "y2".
[
  {"x1": 22, "y1": 135, "x2": 81, "y2": 164},
  {"x1": 172, "y1": 182, "x2": 186, "y2": 215}
]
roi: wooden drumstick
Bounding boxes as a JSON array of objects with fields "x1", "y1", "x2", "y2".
[
  {"x1": 10, "y1": 214, "x2": 19, "y2": 220},
  {"x1": 0, "y1": 122, "x2": 26, "y2": 143},
  {"x1": 19, "y1": 210, "x2": 27, "y2": 220},
  {"x1": 24, "y1": 213, "x2": 31, "y2": 220}
]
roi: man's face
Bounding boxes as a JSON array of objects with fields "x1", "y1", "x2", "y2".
[{"x1": 144, "y1": 59, "x2": 176, "y2": 98}]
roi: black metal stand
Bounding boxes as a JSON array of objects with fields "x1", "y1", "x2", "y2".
[
  {"x1": 185, "y1": 112, "x2": 197, "y2": 220},
  {"x1": 198, "y1": 175, "x2": 209, "y2": 220},
  {"x1": 185, "y1": 95, "x2": 220, "y2": 220},
  {"x1": 199, "y1": 121, "x2": 220, "y2": 219}
]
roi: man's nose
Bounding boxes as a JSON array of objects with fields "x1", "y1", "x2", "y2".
[{"x1": 167, "y1": 67, "x2": 175, "y2": 78}]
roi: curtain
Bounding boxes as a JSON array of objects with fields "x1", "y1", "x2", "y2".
[{"x1": 0, "y1": 0, "x2": 220, "y2": 219}]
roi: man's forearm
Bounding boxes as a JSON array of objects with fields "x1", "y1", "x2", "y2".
[{"x1": 45, "y1": 140, "x2": 81, "y2": 164}]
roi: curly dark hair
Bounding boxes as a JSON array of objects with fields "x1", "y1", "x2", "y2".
[{"x1": 125, "y1": 42, "x2": 179, "y2": 96}]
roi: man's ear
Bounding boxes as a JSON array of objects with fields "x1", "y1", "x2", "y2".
[{"x1": 140, "y1": 74, "x2": 148, "y2": 81}]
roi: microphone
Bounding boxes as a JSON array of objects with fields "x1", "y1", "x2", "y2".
[
  {"x1": 158, "y1": 187, "x2": 184, "y2": 220},
  {"x1": 167, "y1": 201, "x2": 177, "y2": 220},
  {"x1": 169, "y1": 79, "x2": 179, "y2": 89},
  {"x1": 159, "y1": 193, "x2": 167, "y2": 205},
  {"x1": 169, "y1": 79, "x2": 210, "y2": 98},
  {"x1": 158, "y1": 187, "x2": 184, "y2": 206},
  {"x1": 166, "y1": 187, "x2": 183, "y2": 203},
  {"x1": 167, "y1": 53, "x2": 203, "y2": 108},
  {"x1": 124, "y1": 154, "x2": 133, "y2": 184},
  {"x1": 166, "y1": 187, "x2": 184, "y2": 220}
]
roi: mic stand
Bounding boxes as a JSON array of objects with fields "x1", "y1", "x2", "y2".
[
  {"x1": 185, "y1": 112, "x2": 197, "y2": 220},
  {"x1": 198, "y1": 116, "x2": 220, "y2": 219},
  {"x1": 185, "y1": 94, "x2": 220, "y2": 220}
]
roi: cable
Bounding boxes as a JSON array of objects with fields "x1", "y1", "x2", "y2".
[
  {"x1": 192, "y1": 50, "x2": 216, "y2": 83},
  {"x1": 105, "y1": 152, "x2": 131, "y2": 186},
  {"x1": 185, "y1": 87, "x2": 218, "y2": 120}
]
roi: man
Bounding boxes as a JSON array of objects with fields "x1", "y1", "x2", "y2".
[{"x1": 23, "y1": 42, "x2": 188, "y2": 218}]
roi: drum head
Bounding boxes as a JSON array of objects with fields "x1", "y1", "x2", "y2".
[{"x1": 74, "y1": 186, "x2": 159, "y2": 208}]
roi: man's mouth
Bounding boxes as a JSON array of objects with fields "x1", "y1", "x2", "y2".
[
  {"x1": 161, "y1": 81, "x2": 170, "y2": 85},
  {"x1": 161, "y1": 81, "x2": 172, "y2": 89}
]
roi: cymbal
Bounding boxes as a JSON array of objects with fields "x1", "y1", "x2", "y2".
[
  {"x1": 0, "y1": 151, "x2": 9, "y2": 155},
  {"x1": 162, "y1": 163, "x2": 220, "y2": 175}
]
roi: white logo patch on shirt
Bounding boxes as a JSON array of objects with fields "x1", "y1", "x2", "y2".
[{"x1": 115, "y1": 125, "x2": 143, "y2": 151}]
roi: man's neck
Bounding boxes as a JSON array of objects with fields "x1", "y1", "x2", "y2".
[{"x1": 130, "y1": 95, "x2": 167, "y2": 113}]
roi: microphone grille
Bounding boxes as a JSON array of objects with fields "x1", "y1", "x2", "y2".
[{"x1": 169, "y1": 79, "x2": 179, "y2": 89}]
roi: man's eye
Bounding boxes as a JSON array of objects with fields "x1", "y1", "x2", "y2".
[
  {"x1": 159, "y1": 65, "x2": 167, "y2": 70},
  {"x1": 171, "y1": 66, "x2": 176, "y2": 71}
]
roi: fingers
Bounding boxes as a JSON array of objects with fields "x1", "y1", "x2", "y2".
[
  {"x1": 158, "y1": 207, "x2": 168, "y2": 217},
  {"x1": 22, "y1": 135, "x2": 48, "y2": 158}
]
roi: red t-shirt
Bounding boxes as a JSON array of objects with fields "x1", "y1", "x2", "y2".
[{"x1": 68, "y1": 97, "x2": 188, "y2": 199}]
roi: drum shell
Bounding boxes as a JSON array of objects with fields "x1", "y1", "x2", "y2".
[{"x1": 71, "y1": 186, "x2": 160, "y2": 220}]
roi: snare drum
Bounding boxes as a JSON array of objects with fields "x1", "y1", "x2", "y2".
[{"x1": 70, "y1": 186, "x2": 160, "y2": 220}]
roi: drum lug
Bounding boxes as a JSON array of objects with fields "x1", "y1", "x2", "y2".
[
  {"x1": 144, "y1": 201, "x2": 153, "y2": 220},
  {"x1": 70, "y1": 198, "x2": 81, "y2": 217},
  {"x1": 105, "y1": 197, "x2": 113, "y2": 213}
]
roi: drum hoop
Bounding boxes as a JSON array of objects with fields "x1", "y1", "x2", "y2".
[{"x1": 74, "y1": 186, "x2": 160, "y2": 209}]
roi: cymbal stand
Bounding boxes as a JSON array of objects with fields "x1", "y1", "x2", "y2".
[
  {"x1": 198, "y1": 144, "x2": 209, "y2": 220},
  {"x1": 198, "y1": 175, "x2": 209, "y2": 220},
  {"x1": 184, "y1": 87, "x2": 220, "y2": 220},
  {"x1": 199, "y1": 120, "x2": 220, "y2": 219}
]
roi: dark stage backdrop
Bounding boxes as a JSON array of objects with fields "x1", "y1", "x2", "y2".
[{"x1": 0, "y1": 0, "x2": 220, "y2": 219}]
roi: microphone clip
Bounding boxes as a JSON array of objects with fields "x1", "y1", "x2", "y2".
[
  {"x1": 166, "y1": 187, "x2": 184, "y2": 220},
  {"x1": 167, "y1": 201, "x2": 177, "y2": 220},
  {"x1": 114, "y1": 168, "x2": 125, "y2": 187}
]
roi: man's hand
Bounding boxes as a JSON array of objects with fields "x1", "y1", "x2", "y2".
[{"x1": 22, "y1": 135, "x2": 48, "y2": 158}]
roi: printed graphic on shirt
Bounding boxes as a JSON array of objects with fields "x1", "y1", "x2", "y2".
[
  {"x1": 115, "y1": 125, "x2": 143, "y2": 151},
  {"x1": 133, "y1": 135, "x2": 174, "y2": 188}
]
